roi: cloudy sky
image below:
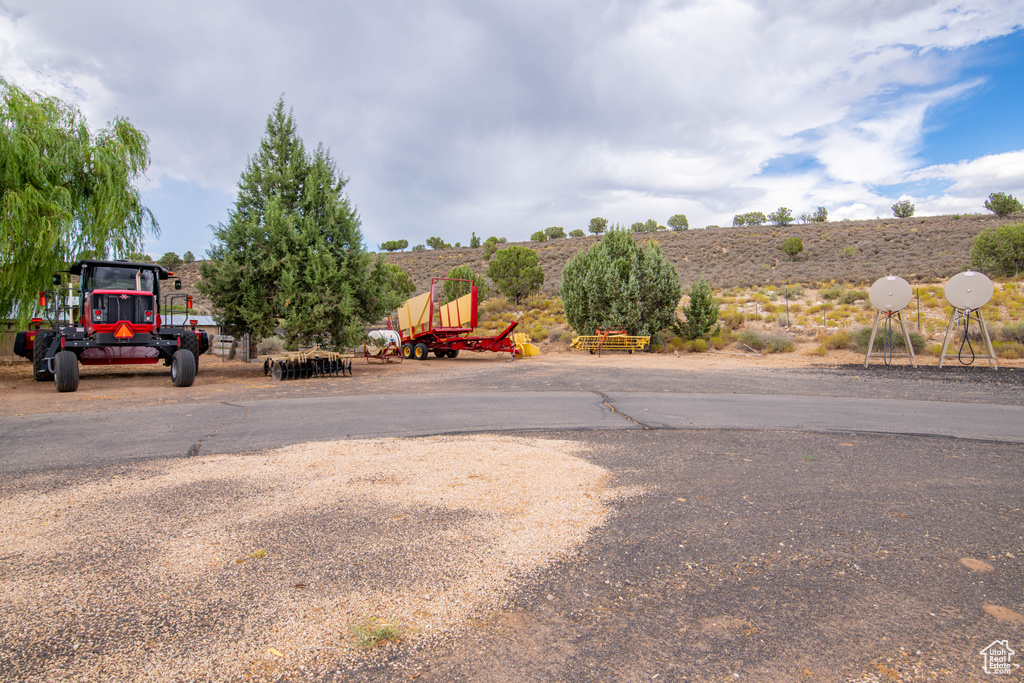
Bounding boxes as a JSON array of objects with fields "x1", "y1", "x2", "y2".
[{"x1": 2, "y1": 1, "x2": 1023, "y2": 257}]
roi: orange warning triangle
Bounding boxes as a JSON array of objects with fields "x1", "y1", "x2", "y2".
[{"x1": 114, "y1": 323, "x2": 134, "y2": 339}]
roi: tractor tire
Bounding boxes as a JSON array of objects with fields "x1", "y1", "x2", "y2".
[
  {"x1": 33, "y1": 333, "x2": 54, "y2": 382},
  {"x1": 434, "y1": 349, "x2": 448, "y2": 358},
  {"x1": 180, "y1": 331, "x2": 201, "y2": 375},
  {"x1": 414, "y1": 342, "x2": 429, "y2": 360},
  {"x1": 53, "y1": 350, "x2": 80, "y2": 393},
  {"x1": 402, "y1": 343, "x2": 414, "y2": 359},
  {"x1": 171, "y1": 349, "x2": 197, "y2": 387},
  {"x1": 448, "y1": 349, "x2": 459, "y2": 358}
]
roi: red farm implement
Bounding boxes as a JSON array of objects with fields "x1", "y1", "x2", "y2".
[{"x1": 390, "y1": 278, "x2": 523, "y2": 360}]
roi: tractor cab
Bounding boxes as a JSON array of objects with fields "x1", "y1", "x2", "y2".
[{"x1": 69, "y1": 260, "x2": 174, "y2": 333}]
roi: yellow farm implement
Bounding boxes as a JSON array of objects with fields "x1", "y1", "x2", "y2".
[{"x1": 570, "y1": 329, "x2": 650, "y2": 355}]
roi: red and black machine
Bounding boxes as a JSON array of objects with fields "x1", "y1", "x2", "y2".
[{"x1": 13, "y1": 259, "x2": 210, "y2": 392}]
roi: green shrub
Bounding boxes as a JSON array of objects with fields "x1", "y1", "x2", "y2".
[
  {"x1": 812, "y1": 206, "x2": 828, "y2": 223},
  {"x1": 531, "y1": 230, "x2": 548, "y2": 242},
  {"x1": 892, "y1": 199, "x2": 914, "y2": 218},
  {"x1": 970, "y1": 222, "x2": 1024, "y2": 277},
  {"x1": 545, "y1": 226, "x2": 566, "y2": 239},
  {"x1": 668, "y1": 214, "x2": 689, "y2": 231},
  {"x1": 158, "y1": 252, "x2": 183, "y2": 270},
  {"x1": 560, "y1": 227, "x2": 681, "y2": 336},
  {"x1": 737, "y1": 330, "x2": 795, "y2": 353},
  {"x1": 488, "y1": 246, "x2": 544, "y2": 305},
  {"x1": 851, "y1": 326, "x2": 925, "y2": 353},
  {"x1": 380, "y1": 239, "x2": 408, "y2": 252},
  {"x1": 994, "y1": 341, "x2": 1024, "y2": 359},
  {"x1": 568, "y1": 229, "x2": 585, "y2": 237},
  {"x1": 817, "y1": 331, "x2": 851, "y2": 350},
  {"x1": 839, "y1": 289, "x2": 867, "y2": 305},
  {"x1": 984, "y1": 192, "x2": 1023, "y2": 217},
  {"x1": 768, "y1": 207, "x2": 794, "y2": 226},
  {"x1": 780, "y1": 237, "x2": 803, "y2": 261},
  {"x1": 684, "y1": 338, "x2": 708, "y2": 353},
  {"x1": 820, "y1": 285, "x2": 843, "y2": 300},
  {"x1": 1000, "y1": 322, "x2": 1024, "y2": 344}
]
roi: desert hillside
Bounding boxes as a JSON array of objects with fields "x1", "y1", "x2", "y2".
[
  {"x1": 384, "y1": 213, "x2": 1014, "y2": 295},
  {"x1": 180, "y1": 213, "x2": 1014, "y2": 313}
]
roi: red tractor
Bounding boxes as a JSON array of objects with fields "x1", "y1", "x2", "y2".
[{"x1": 13, "y1": 259, "x2": 210, "y2": 392}]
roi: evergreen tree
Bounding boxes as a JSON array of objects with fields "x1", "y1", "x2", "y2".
[
  {"x1": 560, "y1": 228, "x2": 681, "y2": 336},
  {"x1": 487, "y1": 245, "x2": 544, "y2": 305},
  {"x1": 444, "y1": 264, "x2": 489, "y2": 301},
  {"x1": 201, "y1": 98, "x2": 397, "y2": 349},
  {"x1": 676, "y1": 276, "x2": 719, "y2": 340}
]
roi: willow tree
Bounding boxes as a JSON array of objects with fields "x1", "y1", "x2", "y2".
[
  {"x1": 560, "y1": 227, "x2": 681, "y2": 336},
  {"x1": 201, "y1": 98, "x2": 401, "y2": 349},
  {"x1": 0, "y1": 78, "x2": 156, "y2": 324}
]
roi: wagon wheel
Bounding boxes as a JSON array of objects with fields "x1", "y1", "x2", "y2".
[
  {"x1": 414, "y1": 342, "x2": 429, "y2": 360},
  {"x1": 448, "y1": 349, "x2": 459, "y2": 358},
  {"x1": 402, "y1": 343, "x2": 414, "y2": 359}
]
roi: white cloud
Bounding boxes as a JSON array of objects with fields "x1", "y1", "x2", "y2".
[{"x1": 1, "y1": 0, "x2": 1022, "y2": 253}]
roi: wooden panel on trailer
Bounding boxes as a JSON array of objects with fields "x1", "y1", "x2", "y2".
[
  {"x1": 398, "y1": 291, "x2": 432, "y2": 337},
  {"x1": 439, "y1": 288, "x2": 477, "y2": 329}
]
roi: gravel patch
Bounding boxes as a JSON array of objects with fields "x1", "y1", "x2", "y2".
[{"x1": 0, "y1": 434, "x2": 634, "y2": 682}]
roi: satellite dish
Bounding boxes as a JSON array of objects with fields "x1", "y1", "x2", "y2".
[
  {"x1": 869, "y1": 275, "x2": 913, "y2": 312},
  {"x1": 944, "y1": 271, "x2": 993, "y2": 310}
]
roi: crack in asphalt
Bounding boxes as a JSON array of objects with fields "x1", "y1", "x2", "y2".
[
  {"x1": 594, "y1": 391, "x2": 651, "y2": 430},
  {"x1": 187, "y1": 402, "x2": 251, "y2": 457}
]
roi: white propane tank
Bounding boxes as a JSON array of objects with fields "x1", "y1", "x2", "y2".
[{"x1": 364, "y1": 329, "x2": 400, "y2": 353}]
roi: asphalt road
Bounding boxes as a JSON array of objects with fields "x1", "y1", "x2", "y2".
[{"x1": 2, "y1": 391, "x2": 1023, "y2": 474}]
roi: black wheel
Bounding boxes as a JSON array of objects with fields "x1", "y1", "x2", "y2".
[
  {"x1": 33, "y1": 333, "x2": 54, "y2": 382},
  {"x1": 448, "y1": 349, "x2": 459, "y2": 358},
  {"x1": 414, "y1": 342, "x2": 429, "y2": 360},
  {"x1": 180, "y1": 332, "x2": 201, "y2": 375},
  {"x1": 434, "y1": 349, "x2": 448, "y2": 358},
  {"x1": 402, "y1": 343, "x2": 414, "y2": 359},
  {"x1": 53, "y1": 350, "x2": 79, "y2": 393},
  {"x1": 589, "y1": 348, "x2": 597, "y2": 355},
  {"x1": 171, "y1": 349, "x2": 197, "y2": 387}
]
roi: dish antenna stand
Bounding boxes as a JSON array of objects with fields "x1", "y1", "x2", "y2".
[
  {"x1": 938, "y1": 271, "x2": 997, "y2": 369},
  {"x1": 864, "y1": 276, "x2": 917, "y2": 368}
]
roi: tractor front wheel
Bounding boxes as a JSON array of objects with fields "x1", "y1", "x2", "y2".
[
  {"x1": 414, "y1": 342, "x2": 429, "y2": 360},
  {"x1": 53, "y1": 350, "x2": 79, "y2": 393},
  {"x1": 33, "y1": 333, "x2": 54, "y2": 382},
  {"x1": 171, "y1": 349, "x2": 197, "y2": 387},
  {"x1": 180, "y1": 332, "x2": 201, "y2": 375}
]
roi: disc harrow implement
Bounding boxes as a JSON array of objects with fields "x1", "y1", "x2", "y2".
[{"x1": 263, "y1": 345, "x2": 353, "y2": 381}]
